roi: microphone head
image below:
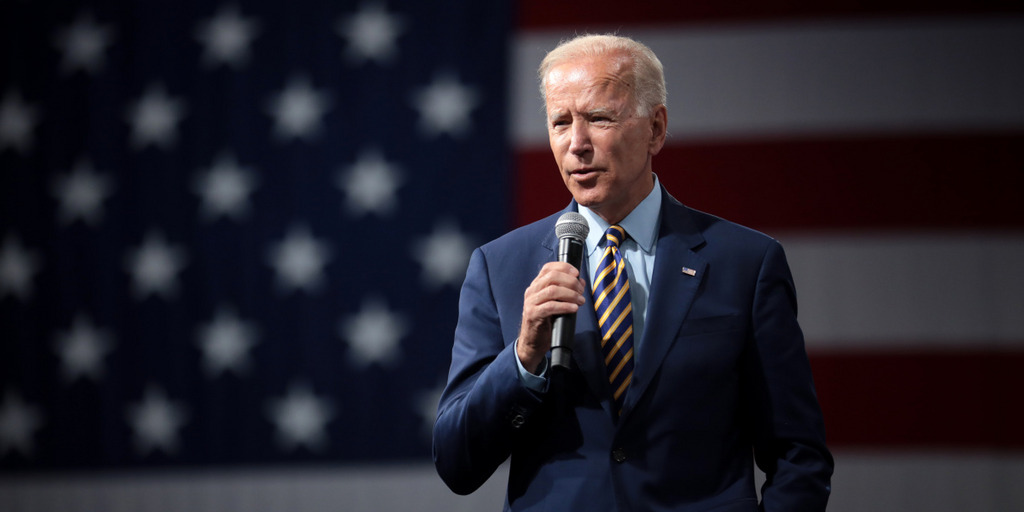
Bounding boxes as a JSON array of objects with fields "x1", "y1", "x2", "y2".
[{"x1": 555, "y1": 211, "x2": 589, "y2": 242}]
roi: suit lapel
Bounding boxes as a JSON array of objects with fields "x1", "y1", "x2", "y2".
[{"x1": 620, "y1": 191, "x2": 707, "y2": 420}]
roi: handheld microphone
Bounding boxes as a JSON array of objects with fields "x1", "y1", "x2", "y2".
[{"x1": 551, "y1": 211, "x2": 589, "y2": 369}]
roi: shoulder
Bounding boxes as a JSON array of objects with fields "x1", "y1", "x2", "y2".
[
  {"x1": 461, "y1": 209, "x2": 565, "y2": 286},
  {"x1": 479, "y1": 210, "x2": 562, "y2": 255},
  {"x1": 460, "y1": 210, "x2": 568, "y2": 310},
  {"x1": 661, "y1": 190, "x2": 780, "y2": 255}
]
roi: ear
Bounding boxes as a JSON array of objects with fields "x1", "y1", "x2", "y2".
[{"x1": 648, "y1": 104, "x2": 668, "y2": 156}]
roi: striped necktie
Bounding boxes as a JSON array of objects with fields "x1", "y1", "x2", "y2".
[{"x1": 592, "y1": 225, "x2": 634, "y2": 416}]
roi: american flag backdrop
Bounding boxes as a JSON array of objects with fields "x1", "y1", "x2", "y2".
[
  {"x1": 2, "y1": 1, "x2": 1024, "y2": 511},
  {"x1": 1, "y1": 0, "x2": 511, "y2": 509}
]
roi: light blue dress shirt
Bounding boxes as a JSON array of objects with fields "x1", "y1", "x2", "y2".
[{"x1": 517, "y1": 176, "x2": 662, "y2": 390}]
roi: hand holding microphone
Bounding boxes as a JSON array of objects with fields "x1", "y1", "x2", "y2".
[
  {"x1": 551, "y1": 212, "x2": 589, "y2": 369},
  {"x1": 516, "y1": 212, "x2": 589, "y2": 374}
]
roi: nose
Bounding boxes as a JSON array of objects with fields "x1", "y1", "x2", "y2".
[{"x1": 568, "y1": 121, "x2": 592, "y2": 156}]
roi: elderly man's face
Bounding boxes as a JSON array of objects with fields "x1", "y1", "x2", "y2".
[{"x1": 544, "y1": 54, "x2": 666, "y2": 224}]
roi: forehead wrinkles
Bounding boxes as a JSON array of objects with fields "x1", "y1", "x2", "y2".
[{"x1": 546, "y1": 66, "x2": 633, "y2": 116}]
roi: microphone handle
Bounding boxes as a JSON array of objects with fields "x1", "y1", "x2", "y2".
[
  {"x1": 551, "y1": 236, "x2": 585, "y2": 369},
  {"x1": 551, "y1": 315, "x2": 576, "y2": 369}
]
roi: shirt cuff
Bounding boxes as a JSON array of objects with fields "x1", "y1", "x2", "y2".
[{"x1": 514, "y1": 338, "x2": 549, "y2": 392}]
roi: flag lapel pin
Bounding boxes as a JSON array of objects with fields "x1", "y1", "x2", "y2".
[{"x1": 681, "y1": 267, "x2": 697, "y2": 276}]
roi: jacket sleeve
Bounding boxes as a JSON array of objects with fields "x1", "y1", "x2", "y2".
[
  {"x1": 432, "y1": 247, "x2": 545, "y2": 495},
  {"x1": 747, "y1": 240, "x2": 834, "y2": 511}
]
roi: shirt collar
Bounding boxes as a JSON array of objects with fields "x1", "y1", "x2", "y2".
[{"x1": 579, "y1": 174, "x2": 662, "y2": 255}]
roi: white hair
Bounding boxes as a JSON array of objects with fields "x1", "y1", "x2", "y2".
[{"x1": 538, "y1": 33, "x2": 667, "y2": 117}]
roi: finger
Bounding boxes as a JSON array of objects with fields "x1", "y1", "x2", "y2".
[
  {"x1": 537, "y1": 261, "x2": 580, "y2": 279},
  {"x1": 525, "y1": 277, "x2": 585, "y2": 307}
]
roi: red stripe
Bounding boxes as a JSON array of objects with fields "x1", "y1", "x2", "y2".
[
  {"x1": 810, "y1": 349, "x2": 1024, "y2": 449},
  {"x1": 514, "y1": 133, "x2": 1024, "y2": 231},
  {"x1": 518, "y1": 1, "x2": 1024, "y2": 29}
]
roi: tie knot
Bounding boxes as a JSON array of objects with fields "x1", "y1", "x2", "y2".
[{"x1": 604, "y1": 225, "x2": 626, "y2": 249}]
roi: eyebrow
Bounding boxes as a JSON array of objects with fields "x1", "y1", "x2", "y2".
[
  {"x1": 547, "y1": 109, "x2": 569, "y2": 122},
  {"x1": 548, "y1": 106, "x2": 618, "y2": 121},
  {"x1": 585, "y1": 107, "x2": 617, "y2": 118}
]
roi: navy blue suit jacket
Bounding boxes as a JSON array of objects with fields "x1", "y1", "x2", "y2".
[{"x1": 433, "y1": 187, "x2": 833, "y2": 511}]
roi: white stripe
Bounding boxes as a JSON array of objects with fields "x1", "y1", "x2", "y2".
[
  {"x1": 778, "y1": 232, "x2": 1024, "y2": 348},
  {"x1": 4, "y1": 454, "x2": 1022, "y2": 511},
  {"x1": 828, "y1": 451, "x2": 1024, "y2": 512},
  {"x1": 0, "y1": 464, "x2": 508, "y2": 512},
  {"x1": 512, "y1": 17, "x2": 1024, "y2": 146}
]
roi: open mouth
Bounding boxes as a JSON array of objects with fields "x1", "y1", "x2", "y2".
[{"x1": 569, "y1": 168, "x2": 600, "y2": 179}]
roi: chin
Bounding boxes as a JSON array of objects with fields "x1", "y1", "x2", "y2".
[{"x1": 569, "y1": 190, "x2": 607, "y2": 210}]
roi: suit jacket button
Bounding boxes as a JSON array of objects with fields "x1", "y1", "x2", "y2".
[
  {"x1": 612, "y1": 448, "x2": 627, "y2": 463},
  {"x1": 510, "y1": 414, "x2": 526, "y2": 429}
]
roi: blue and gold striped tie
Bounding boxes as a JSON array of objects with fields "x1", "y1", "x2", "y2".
[{"x1": 593, "y1": 225, "x2": 634, "y2": 416}]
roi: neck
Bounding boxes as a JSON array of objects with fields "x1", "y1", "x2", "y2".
[{"x1": 593, "y1": 173, "x2": 656, "y2": 225}]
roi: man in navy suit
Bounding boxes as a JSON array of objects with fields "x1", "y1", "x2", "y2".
[{"x1": 433, "y1": 34, "x2": 833, "y2": 511}]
